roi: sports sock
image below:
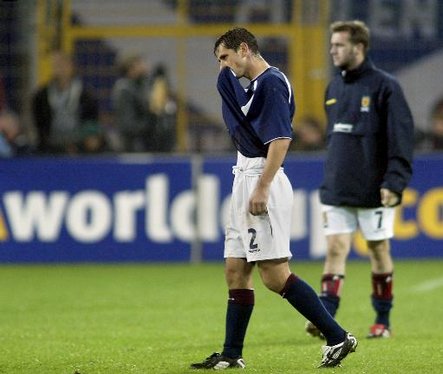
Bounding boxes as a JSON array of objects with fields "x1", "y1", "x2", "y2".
[
  {"x1": 319, "y1": 273, "x2": 345, "y2": 317},
  {"x1": 222, "y1": 289, "x2": 254, "y2": 358},
  {"x1": 371, "y1": 272, "x2": 393, "y2": 327},
  {"x1": 280, "y1": 273, "x2": 346, "y2": 346}
]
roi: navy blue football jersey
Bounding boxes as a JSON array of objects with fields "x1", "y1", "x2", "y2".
[{"x1": 217, "y1": 66, "x2": 294, "y2": 157}]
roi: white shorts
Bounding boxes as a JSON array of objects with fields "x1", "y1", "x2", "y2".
[
  {"x1": 321, "y1": 204, "x2": 395, "y2": 241},
  {"x1": 224, "y1": 154, "x2": 293, "y2": 262}
]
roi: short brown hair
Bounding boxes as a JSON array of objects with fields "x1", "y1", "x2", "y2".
[
  {"x1": 330, "y1": 20, "x2": 370, "y2": 54},
  {"x1": 214, "y1": 27, "x2": 259, "y2": 56}
]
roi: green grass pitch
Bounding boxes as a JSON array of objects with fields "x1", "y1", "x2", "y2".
[{"x1": 0, "y1": 259, "x2": 442, "y2": 373}]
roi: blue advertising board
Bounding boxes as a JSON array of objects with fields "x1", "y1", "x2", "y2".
[
  {"x1": 0, "y1": 154, "x2": 442, "y2": 263},
  {"x1": 0, "y1": 156, "x2": 193, "y2": 262}
]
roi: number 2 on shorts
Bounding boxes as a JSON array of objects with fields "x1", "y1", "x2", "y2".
[{"x1": 248, "y1": 228, "x2": 258, "y2": 249}]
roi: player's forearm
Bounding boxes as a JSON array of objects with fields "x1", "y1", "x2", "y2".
[{"x1": 258, "y1": 138, "x2": 291, "y2": 187}]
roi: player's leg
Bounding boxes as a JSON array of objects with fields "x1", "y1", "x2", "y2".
[
  {"x1": 222, "y1": 257, "x2": 255, "y2": 359},
  {"x1": 258, "y1": 259, "x2": 346, "y2": 344},
  {"x1": 316, "y1": 206, "x2": 356, "y2": 316},
  {"x1": 190, "y1": 258, "x2": 254, "y2": 370},
  {"x1": 367, "y1": 239, "x2": 394, "y2": 338},
  {"x1": 191, "y1": 170, "x2": 254, "y2": 370},
  {"x1": 359, "y1": 207, "x2": 395, "y2": 338},
  {"x1": 321, "y1": 232, "x2": 352, "y2": 317},
  {"x1": 257, "y1": 259, "x2": 357, "y2": 367},
  {"x1": 304, "y1": 206, "x2": 355, "y2": 339}
]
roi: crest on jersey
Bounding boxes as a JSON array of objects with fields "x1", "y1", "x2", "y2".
[{"x1": 361, "y1": 96, "x2": 370, "y2": 112}]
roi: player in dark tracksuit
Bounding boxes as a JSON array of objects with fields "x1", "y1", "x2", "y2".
[
  {"x1": 191, "y1": 27, "x2": 357, "y2": 370},
  {"x1": 321, "y1": 59, "x2": 413, "y2": 208},
  {"x1": 306, "y1": 20, "x2": 414, "y2": 340}
]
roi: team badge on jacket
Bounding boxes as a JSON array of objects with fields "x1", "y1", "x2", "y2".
[{"x1": 361, "y1": 96, "x2": 370, "y2": 112}]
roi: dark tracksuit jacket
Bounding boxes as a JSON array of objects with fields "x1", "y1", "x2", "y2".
[{"x1": 320, "y1": 58, "x2": 414, "y2": 208}]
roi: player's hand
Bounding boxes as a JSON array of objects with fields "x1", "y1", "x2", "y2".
[
  {"x1": 380, "y1": 188, "x2": 400, "y2": 207},
  {"x1": 249, "y1": 185, "x2": 269, "y2": 216}
]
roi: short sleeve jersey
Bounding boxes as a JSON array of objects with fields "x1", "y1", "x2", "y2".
[{"x1": 217, "y1": 66, "x2": 295, "y2": 157}]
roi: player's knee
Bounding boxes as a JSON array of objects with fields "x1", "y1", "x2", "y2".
[
  {"x1": 327, "y1": 238, "x2": 348, "y2": 260},
  {"x1": 225, "y1": 267, "x2": 250, "y2": 288},
  {"x1": 224, "y1": 268, "x2": 240, "y2": 287},
  {"x1": 257, "y1": 260, "x2": 290, "y2": 293},
  {"x1": 262, "y1": 278, "x2": 284, "y2": 293},
  {"x1": 259, "y1": 270, "x2": 288, "y2": 293},
  {"x1": 367, "y1": 240, "x2": 390, "y2": 259}
]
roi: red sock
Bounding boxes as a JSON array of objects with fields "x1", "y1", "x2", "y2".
[
  {"x1": 320, "y1": 274, "x2": 345, "y2": 297},
  {"x1": 319, "y1": 274, "x2": 344, "y2": 317},
  {"x1": 372, "y1": 272, "x2": 393, "y2": 300}
]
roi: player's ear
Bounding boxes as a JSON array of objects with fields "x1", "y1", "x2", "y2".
[
  {"x1": 238, "y1": 42, "x2": 249, "y2": 56},
  {"x1": 355, "y1": 42, "x2": 365, "y2": 56}
]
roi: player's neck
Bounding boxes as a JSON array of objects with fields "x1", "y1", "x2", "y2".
[
  {"x1": 248, "y1": 56, "x2": 270, "y2": 81},
  {"x1": 345, "y1": 54, "x2": 365, "y2": 72}
]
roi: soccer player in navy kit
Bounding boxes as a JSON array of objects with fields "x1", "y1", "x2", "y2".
[
  {"x1": 305, "y1": 21, "x2": 414, "y2": 340},
  {"x1": 190, "y1": 27, "x2": 357, "y2": 370}
]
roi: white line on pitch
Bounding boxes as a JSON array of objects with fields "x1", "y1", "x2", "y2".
[{"x1": 412, "y1": 277, "x2": 443, "y2": 293}]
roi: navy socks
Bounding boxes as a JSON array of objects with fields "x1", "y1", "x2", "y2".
[
  {"x1": 222, "y1": 289, "x2": 254, "y2": 358},
  {"x1": 221, "y1": 274, "x2": 350, "y2": 355},
  {"x1": 280, "y1": 273, "x2": 345, "y2": 346}
]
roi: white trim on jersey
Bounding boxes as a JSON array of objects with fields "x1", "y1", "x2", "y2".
[
  {"x1": 264, "y1": 136, "x2": 292, "y2": 145},
  {"x1": 280, "y1": 71, "x2": 292, "y2": 103},
  {"x1": 241, "y1": 81, "x2": 257, "y2": 116}
]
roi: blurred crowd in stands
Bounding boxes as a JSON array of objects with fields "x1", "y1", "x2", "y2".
[
  {"x1": 0, "y1": 50, "x2": 177, "y2": 157},
  {"x1": 0, "y1": 49, "x2": 443, "y2": 158},
  {"x1": 290, "y1": 116, "x2": 325, "y2": 153},
  {"x1": 414, "y1": 98, "x2": 443, "y2": 151},
  {"x1": 111, "y1": 52, "x2": 176, "y2": 153}
]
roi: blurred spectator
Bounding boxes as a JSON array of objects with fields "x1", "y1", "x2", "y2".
[
  {"x1": 149, "y1": 64, "x2": 177, "y2": 152},
  {"x1": 429, "y1": 98, "x2": 443, "y2": 150},
  {"x1": 76, "y1": 120, "x2": 108, "y2": 154},
  {"x1": 291, "y1": 116, "x2": 325, "y2": 152},
  {"x1": 112, "y1": 53, "x2": 156, "y2": 152},
  {"x1": 0, "y1": 110, "x2": 32, "y2": 157},
  {"x1": 31, "y1": 50, "x2": 100, "y2": 155}
]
